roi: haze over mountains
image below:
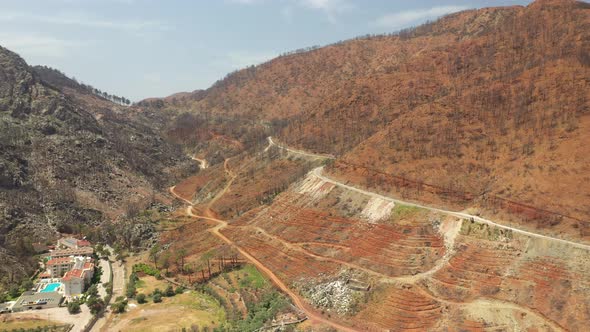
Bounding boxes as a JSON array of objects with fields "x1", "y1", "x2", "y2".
[{"x1": 0, "y1": 0, "x2": 589, "y2": 330}]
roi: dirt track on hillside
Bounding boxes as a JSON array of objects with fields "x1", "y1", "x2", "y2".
[
  {"x1": 169, "y1": 139, "x2": 576, "y2": 331},
  {"x1": 171, "y1": 156, "x2": 359, "y2": 331}
]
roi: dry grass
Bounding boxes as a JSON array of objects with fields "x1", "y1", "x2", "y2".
[
  {"x1": 106, "y1": 291, "x2": 225, "y2": 332},
  {"x1": 0, "y1": 317, "x2": 65, "y2": 330},
  {"x1": 135, "y1": 275, "x2": 170, "y2": 296}
]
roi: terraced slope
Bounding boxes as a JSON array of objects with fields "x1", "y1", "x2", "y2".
[
  {"x1": 148, "y1": 0, "x2": 590, "y2": 242},
  {"x1": 221, "y1": 169, "x2": 590, "y2": 330}
]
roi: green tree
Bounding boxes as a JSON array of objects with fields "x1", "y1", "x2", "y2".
[
  {"x1": 8, "y1": 285, "x2": 20, "y2": 298},
  {"x1": 86, "y1": 296, "x2": 105, "y2": 315},
  {"x1": 136, "y1": 293, "x2": 147, "y2": 304},
  {"x1": 67, "y1": 301, "x2": 81, "y2": 314},
  {"x1": 20, "y1": 279, "x2": 34, "y2": 291},
  {"x1": 165, "y1": 285, "x2": 175, "y2": 297},
  {"x1": 112, "y1": 299, "x2": 128, "y2": 313},
  {"x1": 149, "y1": 244, "x2": 161, "y2": 269},
  {"x1": 86, "y1": 284, "x2": 98, "y2": 298}
]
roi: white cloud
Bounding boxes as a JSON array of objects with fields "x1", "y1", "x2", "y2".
[
  {"x1": 0, "y1": 33, "x2": 82, "y2": 58},
  {"x1": 373, "y1": 5, "x2": 468, "y2": 30},
  {"x1": 0, "y1": 11, "x2": 171, "y2": 33},
  {"x1": 228, "y1": 0, "x2": 352, "y2": 23},
  {"x1": 297, "y1": 0, "x2": 352, "y2": 23}
]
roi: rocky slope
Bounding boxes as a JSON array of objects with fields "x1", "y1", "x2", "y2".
[
  {"x1": 0, "y1": 46, "x2": 192, "y2": 288},
  {"x1": 147, "y1": 0, "x2": 590, "y2": 242}
]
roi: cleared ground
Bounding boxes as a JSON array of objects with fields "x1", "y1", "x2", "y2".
[
  {"x1": 0, "y1": 317, "x2": 66, "y2": 330},
  {"x1": 105, "y1": 291, "x2": 225, "y2": 332}
]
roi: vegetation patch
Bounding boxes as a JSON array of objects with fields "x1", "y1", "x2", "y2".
[
  {"x1": 237, "y1": 265, "x2": 267, "y2": 289},
  {"x1": 133, "y1": 263, "x2": 161, "y2": 278},
  {"x1": 390, "y1": 204, "x2": 425, "y2": 222}
]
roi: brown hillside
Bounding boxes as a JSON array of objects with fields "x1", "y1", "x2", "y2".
[{"x1": 151, "y1": 0, "x2": 590, "y2": 240}]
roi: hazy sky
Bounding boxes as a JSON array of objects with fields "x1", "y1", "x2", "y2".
[{"x1": 0, "y1": 0, "x2": 532, "y2": 101}]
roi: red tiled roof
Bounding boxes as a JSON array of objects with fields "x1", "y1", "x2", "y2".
[
  {"x1": 77, "y1": 239, "x2": 91, "y2": 247},
  {"x1": 62, "y1": 269, "x2": 85, "y2": 281},
  {"x1": 83, "y1": 262, "x2": 94, "y2": 270},
  {"x1": 46, "y1": 257, "x2": 72, "y2": 265}
]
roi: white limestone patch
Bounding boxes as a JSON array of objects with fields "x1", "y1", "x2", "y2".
[
  {"x1": 295, "y1": 173, "x2": 335, "y2": 201},
  {"x1": 360, "y1": 197, "x2": 395, "y2": 223}
]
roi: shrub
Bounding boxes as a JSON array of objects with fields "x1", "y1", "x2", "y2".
[
  {"x1": 112, "y1": 299, "x2": 127, "y2": 314},
  {"x1": 153, "y1": 293, "x2": 162, "y2": 303},
  {"x1": 126, "y1": 285, "x2": 136, "y2": 299},
  {"x1": 175, "y1": 286, "x2": 185, "y2": 294},
  {"x1": 133, "y1": 263, "x2": 161, "y2": 278},
  {"x1": 86, "y1": 296, "x2": 105, "y2": 315},
  {"x1": 67, "y1": 301, "x2": 81, "y2": 314},
  {"x1": 136, "y1": 293, "x2": 147, "y2": 304},
  {"x1": 165, "y1": 285, "x2": 175, "y2": 297}
]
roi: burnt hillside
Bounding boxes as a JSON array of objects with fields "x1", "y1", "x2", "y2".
[
  {"x1": 148, "y1": 0, "x2": 590, "y2": 241},
  {"x1": 0, "y1": 45, "x2": 192, "y2": 288}
]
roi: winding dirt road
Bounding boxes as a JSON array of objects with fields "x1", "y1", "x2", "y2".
[
  {"x1": 311, "y1": 167, "x2": 590, "y2": 251},
  {"x1": 168, "y1": 139, "x2": 581, "y2": 331},
  {"x1": 267, "y1": 135, "x2": 589, "y2": 251},
  {"x1": 266, "y1": 136, "x2": 335, "y2": 159},
  {"x1": 170, "y1": 156, "x2": 359, "y2": 331}
]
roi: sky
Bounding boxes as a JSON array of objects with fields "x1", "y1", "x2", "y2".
[{"x1": 0, "y1": 0, "x2": 533, "y2": 101}]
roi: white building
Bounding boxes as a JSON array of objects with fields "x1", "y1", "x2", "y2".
[
  {"x1": 46, "y1": 257, "x2": 75, "y2": 278},
  {"x1": 45, "y1": 256, "x2": 94, "y2": 279},
  {"x1": 62, "y1": 260, "x2": 94, "y2": 296}
]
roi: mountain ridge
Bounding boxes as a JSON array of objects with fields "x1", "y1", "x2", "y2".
[{"x1": 143, "y1": 0, "x2": 589, "y2": 242}]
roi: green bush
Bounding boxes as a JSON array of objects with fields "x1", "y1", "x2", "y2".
[
  {"x1": 165, "y1": 285, "x2": 175, "y2": 297},
  {"x1": 153, "y1": 293, "x2": 162, "y2": 303},
  {"x1": 86, "y1": 296, "x2": 105, "y2": 315},
  {"x1": 175, "y1": 286, "x2": 184, "y2": 294},
  {"x1": 126, "y1": 272, "x2": 138, "y2": 298},
  {"x1": 136, "y1": 293, "x2": 147, "y2": 304},
  {"x1": 67, "y1": 301, "x2": 81, "y2": 314},
  {"x1": 112, "y1": 299, "x2": 127, "y2": 313},
  {"x1": 132, "y1": 263, "x2": 161, "y2": 278}
]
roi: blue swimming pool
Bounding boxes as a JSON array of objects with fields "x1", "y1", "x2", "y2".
[{"x1": 40, "y1": 282, "x2": 61, "y2": 293}]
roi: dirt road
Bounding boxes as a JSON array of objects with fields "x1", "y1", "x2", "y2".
[
  {"x1": 169, "y1": 140, "x2": 573, "y2": 331},
  {"x1": 266, "y1": 136, "x2": 335, "y2": 159},
  {"x1": 171, "y1": 155, "x2": 359, "y2": 331},
  {"x1": 91, "y1": 246, "x2": 126, "y2": 332},
  {"x1": 311, "y1": 167, "x2": 590, "y2": 251},
  {"x1": 267, "y1": 136, "x2": 589, "y2": 250},
  {"x1": 186, "y1": 207, "x2": 360, "y2": 332},
  {"x1": 191, "y1": 156, "x2": 208, "y2": 169}
]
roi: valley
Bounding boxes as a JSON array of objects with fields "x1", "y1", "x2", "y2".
[{"x1": 1, "y1": 0, "x2": 589, "y2": 331}]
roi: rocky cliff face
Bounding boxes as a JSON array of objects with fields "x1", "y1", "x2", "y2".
[{"x1": 0, "y1": 46, "x2": 192, "y2": 287}]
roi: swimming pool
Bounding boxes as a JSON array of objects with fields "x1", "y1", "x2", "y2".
[{"x1": 40, "y1": 282, "x2": 61, "y2": 293}]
